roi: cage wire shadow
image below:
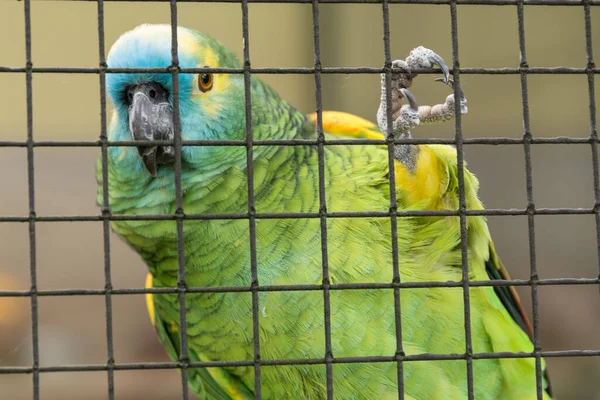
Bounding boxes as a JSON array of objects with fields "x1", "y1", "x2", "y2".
[{"x1": 0, "y1": 0, "x2": 599, "y2": 399}]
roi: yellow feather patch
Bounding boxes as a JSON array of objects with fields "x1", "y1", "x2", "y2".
[
  {"x1": 177, "y1": 29, "x2": 203, "y2": 57},
  {"x1": 308, "y1": 111, "x2": 382, "y2": 140},
  {"x1": 394, "y1": 146, "x2": 447, "y2": 208},
  {"x1": 145, "y1": 273, "x2": 156, "y2": 327},
  {"x1": 199, "y1": 46, "x2": 220, "y2": 71},
  {"x1": 190, "y1": 46, "x2": 231, "y2": 117},
  {"x1": 192, "y1": 352, "x2": 247, "y2": 399},
  {"x1": 311, "y1": 111, "x2": 448, "y2": 207}
]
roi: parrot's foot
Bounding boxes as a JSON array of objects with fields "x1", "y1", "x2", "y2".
[
  {"x1": 375, "y1": 46, "x2": 468, "y2": 170},
  {"x1": 376, "y1": 87, "x2": 420, "y2": 170},
  {"x1": 393, "y1": 46, "x2": 451, "y2": 88},
  {"x1": 418, "y1": 86, "x2": 468, "y2": 125},
  {"x1": 377, "y1": 46, "x2": 467, "y2": 137}
]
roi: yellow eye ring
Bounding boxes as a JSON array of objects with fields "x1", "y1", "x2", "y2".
[{"x1": 198, "y1": 70, "x2": 213, "y2": 92}]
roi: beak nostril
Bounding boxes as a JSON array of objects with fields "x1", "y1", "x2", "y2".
[{"x1": 149, "y1": 89, "x2": 156, "y2": 99}]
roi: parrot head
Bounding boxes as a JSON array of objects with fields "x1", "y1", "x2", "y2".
[{"x1": 106, "y1": 24, "x2": 249, "y2": 178}]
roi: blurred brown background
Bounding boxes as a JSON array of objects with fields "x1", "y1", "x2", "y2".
[{"x1": 0, "y1": 1, "x2": 599, "y2": 399}]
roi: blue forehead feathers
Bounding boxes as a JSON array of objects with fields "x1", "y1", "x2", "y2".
[{"x1": 106, "y1": 25, "x2": 199, "y2": 109}]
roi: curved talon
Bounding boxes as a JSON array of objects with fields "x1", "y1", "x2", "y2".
[
  {"x1": 434, "y1": 77, "x2": 466, "y2": 100},
  {"x1": 428, "y1": 53, "x2": 450, "y2": 84},
  {"x1": 400, "y1": 88, "x2": 418, "y2": 111},
  {"x1": 392, "y1": 59, "x2": 404, "y2": 68},
  {"x1": 435, "y1": 77, "x2": 454, "y2": 87}
]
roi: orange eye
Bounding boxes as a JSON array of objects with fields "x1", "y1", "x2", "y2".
[{"x1": 198, "y1": 71, "x2": 213, "y2": 92}]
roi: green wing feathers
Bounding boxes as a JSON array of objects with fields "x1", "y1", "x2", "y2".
[
  {"x1": 146, "y1": 274, "x2": 254, "y2": 400},
  {"x1": 486, "y1": 245, "x2": 553, "y2": 398},
  {"x1": 314, "y1": 112, "x2": 553, "y2": 399}
]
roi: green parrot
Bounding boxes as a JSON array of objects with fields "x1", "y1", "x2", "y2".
[{"x1": 98, "y1": 24, "x2": 552, "y2": 399}]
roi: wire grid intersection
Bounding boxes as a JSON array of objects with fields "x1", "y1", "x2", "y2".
[{"x1": 1, "y1": 1, "x2": 599, "y2": 400}]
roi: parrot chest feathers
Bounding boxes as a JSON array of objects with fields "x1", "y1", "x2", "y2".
[{"x1": 109, "y1": 143, "x2": 507, "y2": 398}]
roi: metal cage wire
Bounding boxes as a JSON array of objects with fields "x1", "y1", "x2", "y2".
[{"x1": 0, "y1": 1, "x2": 599, "y2": 400}]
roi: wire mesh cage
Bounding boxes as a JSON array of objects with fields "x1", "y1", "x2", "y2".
[{"x1": 0, "y1": 0, "x2": 599, "y2": 399}]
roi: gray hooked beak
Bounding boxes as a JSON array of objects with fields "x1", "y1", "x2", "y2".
[{"x1": 128, "y1": 82, "x2": 175, "y2": 177}]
